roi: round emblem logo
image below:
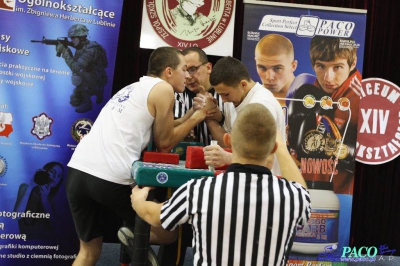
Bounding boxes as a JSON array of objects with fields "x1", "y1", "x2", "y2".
[
  {"x1": 334, "y1": 142, "x2": 349, "y2": 160},
  {"x1": 356, "y1": 78, "x2": 400, "y2": 164},
  {"x1": 320, "y1": 96, "x2": 333, "y2": 110},
  {"x1": 156, "y1": 172, "x2": 168, "y2": 184},
  {"x1": 337, "y1": 97, "x2": 350, "y2": 111},
  {"x1": 70, "y1": 118, "x2": 93, "y2": 142},
  {"x1": 145, "y1": 0, "x2": 234, "y2": 49},
  {"x1": 302, "y1": 130, "x2": 326, "y2": 154},
  {"x1": 303, "y1": 94, "x2": 316, "y2": 108},
  {"x1": 0, "y1": 155, "x2": 8, "y2": 178}
]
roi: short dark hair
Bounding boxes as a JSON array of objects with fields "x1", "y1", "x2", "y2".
[
  {"x1": 182, "y1": 47, "x2": 208, "y2": 63},
  {"x1": 210, "y1": 56, "x2": 251, "y2": 87},
  {"x1": 309, "y1": 36, "x2": 357, "y2": 68},
  {"x1": 147, "y1": 46, "x2": 183, "y2": 77}
]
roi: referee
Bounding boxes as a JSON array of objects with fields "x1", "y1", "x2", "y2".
[
  {"x1": 170, "y1": 47, "x2": 225, "y2": 265},
  {"x1": 174, "y1": 47, "x2": 224, "y2": 146},
  {"x1": 127, "y1": 103, "x2": 310, "y2": 266}
]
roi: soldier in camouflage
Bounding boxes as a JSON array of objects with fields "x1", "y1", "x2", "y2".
[{"x1": 56, "y1": 24, "x2": 108, "y2": 113}]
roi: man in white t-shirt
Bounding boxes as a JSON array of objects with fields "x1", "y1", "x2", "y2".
[{"x1": 200, "y1": 56, "x2": 285, "y2": 175}]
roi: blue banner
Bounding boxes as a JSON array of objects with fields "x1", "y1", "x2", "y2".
[{"x1": 0, "y1": 0, "x2": 124, "y2": 264}]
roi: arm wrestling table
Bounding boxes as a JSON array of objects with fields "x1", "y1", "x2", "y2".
[{"x1": 122, "y1": 160, "x2": 215, "y2": 266}]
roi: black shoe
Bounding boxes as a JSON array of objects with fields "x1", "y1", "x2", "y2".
[{"x1": 118, "y1": 227, "x2": 135, "y2": 259}]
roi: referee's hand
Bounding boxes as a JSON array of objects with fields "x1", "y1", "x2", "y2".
[{"x1": 131, "y1": 186, "x2": 154, "y2": 210}]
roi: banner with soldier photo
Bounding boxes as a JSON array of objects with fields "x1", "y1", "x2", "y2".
[
  {"x1": 241, "y1": 1, "x2": 366, "y2": 264},
  {"x1": 0, "y1": 0, "x2": 123, "y2": 265}
]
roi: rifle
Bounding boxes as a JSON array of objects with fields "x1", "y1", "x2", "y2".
[{"x1": 31, "y1": 36, "x2": 73, "y2": 57}]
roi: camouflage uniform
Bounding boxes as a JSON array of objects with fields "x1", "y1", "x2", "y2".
[{"x1": 59, "y1": 24, "x2": 108, "y2": 113}]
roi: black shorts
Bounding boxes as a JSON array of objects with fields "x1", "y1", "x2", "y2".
[{"x1": 66, "y1": 167, "x2": 136, "y2": 242}]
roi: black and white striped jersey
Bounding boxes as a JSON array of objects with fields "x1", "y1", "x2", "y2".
[{"x1": 160, "y1": 163, "x2": 311, "y2": 266}]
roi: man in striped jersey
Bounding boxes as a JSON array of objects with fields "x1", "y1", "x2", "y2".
[
  {"x1": 174, "y1": 47, "x2": 224, "y2": 146},
  {"x1": 128, "y1": 103, "x2": 310, "y2": 265},
  {"x1": 168, "y1": 47, "x2": 225, "y2": 265}
]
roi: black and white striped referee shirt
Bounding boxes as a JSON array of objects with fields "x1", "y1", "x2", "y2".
[
  {"x1": 160, "y1": 164, "x2": 311, "y2": 266},
  {"x1": 174, "y1": 88, "x2": 224, "y2": 146}
]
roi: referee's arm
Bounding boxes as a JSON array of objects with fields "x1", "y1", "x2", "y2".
[{"x1": 130, "y1": 186, "x2": 163, "y2": 228}]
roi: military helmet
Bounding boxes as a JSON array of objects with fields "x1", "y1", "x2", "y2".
[{"x1": 68, "y1": 24, "x2": 89, "y2": 37}]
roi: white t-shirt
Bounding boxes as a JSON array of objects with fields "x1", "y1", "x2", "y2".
[
  {"x1": 223, "y1": 82, "x2": 286, "y2": 175},
  {"x1": 68, "y1": 76, "x2": 163, "y2": 185}
]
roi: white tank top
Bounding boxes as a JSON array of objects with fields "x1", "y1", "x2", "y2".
[{"x1": 68, "y1": 76, "x2": 163, "y2": 185}]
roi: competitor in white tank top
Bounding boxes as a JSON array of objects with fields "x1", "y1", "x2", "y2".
[
  {"x1": 68, "y1": 76, "x2": 162, "y2": 185},
  {"x1": 65, "y1": 47, "x2": 217, "y2": 266}
]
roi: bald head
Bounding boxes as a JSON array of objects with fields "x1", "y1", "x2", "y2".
[
  {"x1": 255, "y1": 34, "x2": 294, "y2": 59},
  {"x1": 231, "y1": 103, "x2": 277, "y2": 160}
]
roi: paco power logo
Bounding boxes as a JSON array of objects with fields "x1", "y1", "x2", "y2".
[
  {"x1": 258, "y1": 15, "x2": 357, "y2": 38},
  {"x1": 340, "y1": 246, "x2": 378, "y2": 262},
  {"x1": 317, "y1": 244, "x2": 396, "y2": 263}
]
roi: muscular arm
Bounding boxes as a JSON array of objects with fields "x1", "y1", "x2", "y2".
[
  {"x1": 131, "y1": 186, "x2": 163, "y2": 228},
  {"x1": 173, "y1": 108, "x2": 194, "y2": 127},
  {"x1": 150, "y1": 83, "x2": 208, "y2": 152},
  {"x1": 174, "y1": 93, "x2": 222, "y2": 127},
  {"x1": 203, "y1": 120, "x2": 233, "y2": 168},
  {"x1": 204, "y1": 119, "x2": 226, "y2": 147}
]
